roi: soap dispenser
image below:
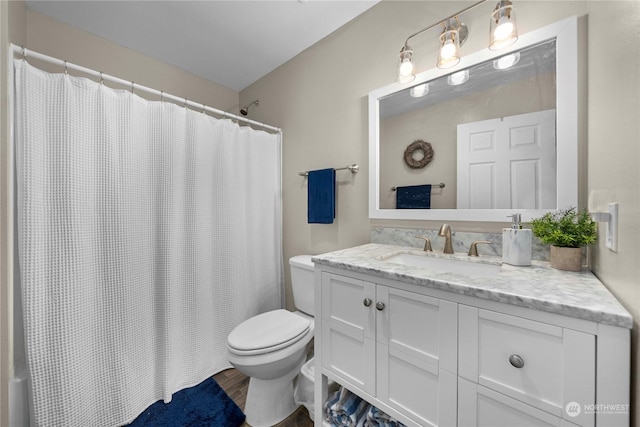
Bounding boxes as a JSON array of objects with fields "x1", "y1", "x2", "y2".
[{"x1": 502, "y1": 213, "x2": 532, "y2": 266}]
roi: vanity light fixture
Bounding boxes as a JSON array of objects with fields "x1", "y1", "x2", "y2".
[
  {"x1": 447, "y1": 69, "x2": 470, "y2": 85},
  {"x1": 395, "y1": 0, "x2": 519, "y2": 83},
  {"x1": 493, "y1": 51, "x2": 520, "y2": 69},
  {"x1": 437, "y1": 18, "x2": 467, "y2": 69},
  {"x1": 397, "y1": 44, "x2": 415, "y2": 83},
  {"x1": 490, "y1": 0, "x2": 518, "y2": 50},
  {"x1": 410, "y1": 83, "x2": 429, "y2": 97}
]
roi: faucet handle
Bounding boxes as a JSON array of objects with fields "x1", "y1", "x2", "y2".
[
  {"x1": 468, "y1": 240, "x2": 491, "y2": 257},
  {"x1": 415, "y1": 236, "x2": 433, "y2": 252}
]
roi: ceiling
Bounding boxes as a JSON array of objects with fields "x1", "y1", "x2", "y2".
[{"x1": 25, "y1": 0, "x2": 379, "y2": 92}]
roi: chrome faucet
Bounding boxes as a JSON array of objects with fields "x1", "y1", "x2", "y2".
[{"x1": 438, "y1": 224, "x2": 454, "y2": 254}]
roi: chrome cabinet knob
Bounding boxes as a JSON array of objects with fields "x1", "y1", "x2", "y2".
[
  {"x1": 509, "y1": 354, "x2": 525, "y2": 369},
  {"x1": 376, "y1": 302, "x2": 385, "y2": 311},
  {"x1": 363, "y1": 298, "x2": 372, "y2": 307}
]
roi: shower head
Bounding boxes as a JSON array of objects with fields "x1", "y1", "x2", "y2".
[{"x1": 240, "y1": 100, "x2": 259, "y2": 116}]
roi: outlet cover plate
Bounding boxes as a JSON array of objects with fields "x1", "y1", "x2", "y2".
[{"x1": 606, "y1": 203, "x2": 618, "y2": 252}]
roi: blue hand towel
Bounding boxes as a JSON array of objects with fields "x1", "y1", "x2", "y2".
[
  {"x1": 323, "y1": 387, "x2": 369, "y2": 426},
  {"x1": 396, "y1": 184, "x2": 432, "y2": 209},
  {"x1": 308, "y1": 168, "x2": 336, "y2": 224},
  {"x1": 364, "y1": 405, "x2": 406, "y2": 427}
]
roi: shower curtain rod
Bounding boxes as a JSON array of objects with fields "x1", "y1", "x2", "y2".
[{"x1": 10, "y1": 44, "x2": 281, "y2": 133}]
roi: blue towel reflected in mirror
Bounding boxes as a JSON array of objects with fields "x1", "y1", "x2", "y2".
[{"x1": 396, "y1": 184, "x2": 432, "y2": 209}]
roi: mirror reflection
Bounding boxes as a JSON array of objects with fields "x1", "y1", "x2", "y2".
[{"x1": 379, "y1": 40, "x2": 556, "y2": 210}]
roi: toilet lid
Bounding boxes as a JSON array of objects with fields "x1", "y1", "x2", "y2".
[{"x1": 228, "y1": 309, "x2": 311, "y2": 353}]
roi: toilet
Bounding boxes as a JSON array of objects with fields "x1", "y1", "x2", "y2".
[{"x1": 227, "y1": 255, "x2": 315, "y2": 427}]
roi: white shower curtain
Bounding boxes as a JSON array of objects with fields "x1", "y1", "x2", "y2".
[{"x1": 14, "y1": 59, "x2": 283, "y2": 427}]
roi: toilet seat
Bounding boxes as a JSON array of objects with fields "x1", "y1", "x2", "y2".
[{"x1": 228, "y1": 309, "x2": 311, "y2": 356}]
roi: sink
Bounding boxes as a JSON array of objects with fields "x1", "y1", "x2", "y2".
[{"x1": 381, "y1": 252, "x2": 502, "y2": 278}]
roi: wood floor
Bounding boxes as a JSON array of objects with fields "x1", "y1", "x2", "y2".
[{"x1": 214, "y1": 368, "x2": 314, "y2": 427}]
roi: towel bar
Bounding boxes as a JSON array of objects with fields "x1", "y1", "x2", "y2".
[
  {"x1": 391, "y1": 182, "x2": 445, "y2": 191},
  {"x1": 299, "y1": 164, "x2": 359, "y2": 177}
]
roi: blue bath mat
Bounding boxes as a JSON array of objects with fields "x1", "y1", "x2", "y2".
[{"x1": 127, "y1": 377, "x2": 245, "y2": 427}]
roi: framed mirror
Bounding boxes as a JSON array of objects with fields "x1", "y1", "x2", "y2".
[{"x1": 369, "y1": 16, "x2": 579, "y2": 222}]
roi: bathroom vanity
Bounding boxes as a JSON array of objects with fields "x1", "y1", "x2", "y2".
[{"x1": 312, "y1": 244, "x2": 631, "y2": 427}]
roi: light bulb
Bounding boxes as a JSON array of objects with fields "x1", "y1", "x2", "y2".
[
  {"x1": 399, "y1": 60, "x2": 413, "y2": 76},
  {"x1": 437, "y1": 28, "x2": 461, "y2": 69},
  {"x1": 494, "y1": 21, "x2": 514, "y2": 41},
  {"x1": 397, "y1": 45, "x2": 415, "y2": 83},
  {"x1": 440, "y1": 41, "x2": 456, "y2": 60},
  {"x1": 410, "y1": 83, "x2": 429, "y2": 97},
  {"x1": 493, "y1": 52, "x2": 520, "y2": 69},
  {"x1": 490, "y1": 1, "x2": 518, "y2": 50},
  {"x1": 447, "y1": 69, "x2": 469, "y2": 85}
]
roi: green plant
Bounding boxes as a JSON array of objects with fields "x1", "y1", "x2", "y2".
[{"x1": 529, "y1": 207, "x2": 597, "y2": 248}]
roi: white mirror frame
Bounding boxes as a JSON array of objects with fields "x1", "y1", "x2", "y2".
[{"x1": 369, "y1": 16, "x2": 578, "y2": 222}]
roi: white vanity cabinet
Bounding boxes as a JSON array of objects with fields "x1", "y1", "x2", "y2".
[
  {"x1": 313, "y1": 246, "x2": 631, "y2": 427},
  {"x1": 320, "y1": 273, "x2": 376, "y2": 396},
  {"x1": 319, "y1": 271, "x2": 458, "y2": 427}
]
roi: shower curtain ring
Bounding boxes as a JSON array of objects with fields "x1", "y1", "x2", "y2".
[
  {"x1": 160, "y1": 91, "x2": 164, "y2": 102},
  {"x1": 22, "y1": 46, "x2": 27, "y2": 58},
  {"x1": 202, "y1": 103, "x2": 206, "y2": 114},
  {"x1": 131, "y1": 81, "x2": 135, "y2": 94},
  {"x1": 64, "y1": 61, "x2": 68, "y2": 74},
  {"x1": 184, "y1": 98, "x2": 188, "y2": 109},
  {"x1": 99, "y1": 72, "x2": 104, "y2": 85}
]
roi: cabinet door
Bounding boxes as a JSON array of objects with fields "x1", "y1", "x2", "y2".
[
  {"x1": 459, "y1": 305, "x2": 595, "y2": 427},
  {"x1": 376, "y1": 286, "x2": 458, "y2": 426},
  {"x1": 458, "y1": 377, "x2": 580, "y2": 427},
  {"x1": 321, "y1": 272, "x2": 376, "y2": 395}
]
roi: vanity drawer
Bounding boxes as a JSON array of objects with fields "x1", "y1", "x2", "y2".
[
  {"x1": 459, "y1": 305, "x2": 595, "y2": 427},
  {"x1": 458, "y1": 377, "x2": 581, "y2": 427}
]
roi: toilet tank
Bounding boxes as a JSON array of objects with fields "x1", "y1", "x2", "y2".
[{"x1": 289, "y1": 255, "x2": 315, "y2": 316}]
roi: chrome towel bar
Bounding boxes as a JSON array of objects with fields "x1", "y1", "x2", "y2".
[
  {"x1": 391, "y1": 182, "x2": 445, "y2": 191},
  {"x1": 299, "y1": 164, "x2": 359, "y2": 177}
]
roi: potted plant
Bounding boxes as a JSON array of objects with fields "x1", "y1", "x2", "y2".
[{"x1": 530, "y1": 207, "x2": 597, "y2": 271}]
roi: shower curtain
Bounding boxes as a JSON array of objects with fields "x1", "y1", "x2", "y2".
[{"x1": 14, "y1": 59, "x2": 283, "y2": 427}]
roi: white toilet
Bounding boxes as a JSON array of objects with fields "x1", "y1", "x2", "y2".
[{"x1": 227, "y1": 255, "x2": 315, "y2": 427}]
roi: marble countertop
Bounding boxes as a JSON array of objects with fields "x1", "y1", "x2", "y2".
[{"x1": 312, "y1": 243, "x2": 633, "y2": 329}]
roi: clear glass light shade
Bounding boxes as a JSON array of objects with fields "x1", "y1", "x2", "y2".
[
  {"x1": 493, "y1": 52, "x2": 520, "y2": 69},
  {"x1": 490, "y1": 1, "x2": 518, "y2": 50},
  {"x1": 397, "y1": 46, "x2": 415, "y2": 83},
  {"x1": 437, "y1": 29, "x2": 461, "y2": 69},
  {"x1": 410, "y1": 83, "x2": 429, "y2": 97},
  {"x1": 447, "y1": 69, "x2": 469, "y2": 85}
]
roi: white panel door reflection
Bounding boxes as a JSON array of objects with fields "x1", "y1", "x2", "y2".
[{"x1": 457, "y1": 110, "x2": 556, "y2": 209}]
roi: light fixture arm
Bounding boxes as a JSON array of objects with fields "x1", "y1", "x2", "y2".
[{"x1": 401, "y1": 0, "x2": 487, "y2": 47}]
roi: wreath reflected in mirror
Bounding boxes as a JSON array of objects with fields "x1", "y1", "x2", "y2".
[{"x1": 403, "y1": 140, "x2": 434, "y2": 169}]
